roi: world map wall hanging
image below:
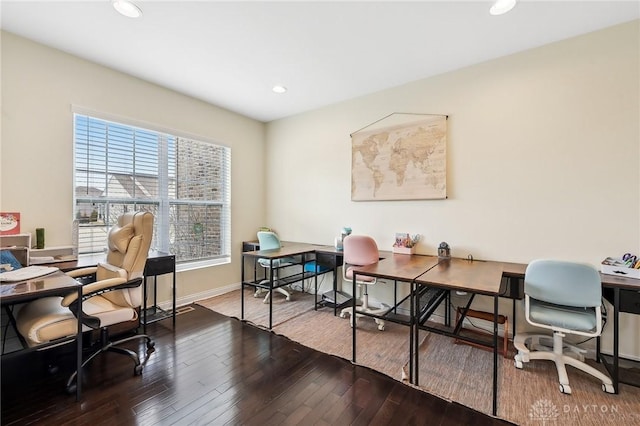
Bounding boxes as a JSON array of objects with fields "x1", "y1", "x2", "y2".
[{"x1": 351, "y1": 113, "x2": 447, "y2": 201}]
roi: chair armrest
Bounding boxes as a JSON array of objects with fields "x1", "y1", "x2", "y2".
[
  {"x1": 65, "y1": 266, "x2": 98, "y2": 279},
  {"x1": 61, "y1": 277, "x2": 144, "y2": 329},
  {"x1": 61, "y1": 277, "x2": 143, "y2": 307}
]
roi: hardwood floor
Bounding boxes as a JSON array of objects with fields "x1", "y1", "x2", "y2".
[{"x1": 1, "y1": 305, "x2": 513, "y2": 425}]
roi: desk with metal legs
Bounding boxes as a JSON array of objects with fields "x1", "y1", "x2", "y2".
[
  {"x1": 499, "y1": 263, "x2": 640, "y2": 394},
  {"x1": 412, "y1": 258, "x2": 504, "y2": 417},
  {"x1": 349, "y1": 254, "x2": 441, "y2": 384},
  {"x1": 241, "y1": 243, "x2": 320, "y2": 329},
  {"x1": 597, "y1": 274, "x2": 640, "y2": 392},
  {"x1": 0, "y1": 271, "x2": 83, "y2": 401}
]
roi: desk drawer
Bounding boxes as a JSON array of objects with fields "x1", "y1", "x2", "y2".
[
  {"x1": 603, "y1": 288, "x2": 640, "y2": 314},
  {"x1": 145, "y1": 255, "x2": 176, "y2": 276}
]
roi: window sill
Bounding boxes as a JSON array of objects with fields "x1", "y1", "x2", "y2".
[{"x1": 177, "y1": 257, "x2": 230, "y2": 273}]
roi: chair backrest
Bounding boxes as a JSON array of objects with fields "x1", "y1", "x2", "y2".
[
  {"x1": 257, "y1": 231, "x2": 282, "y2": 250},
  {"x1": 100, "y1": 211, "x2": 154, "y2": 308},
  {"x1": 525, "y1": 259, "x2": 601, "y2": 308},
  {"x1": 343, "y1": 235, "x2": 379, "y2": 267}
]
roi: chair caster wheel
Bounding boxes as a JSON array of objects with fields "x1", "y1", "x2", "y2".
[
  {"x1": 514, "y1": 356, "x2": 523, "y2": 369},
  {"x1": 66, "y1": 383, "x2": 77, "y2": 395},
  {"x1": 147, "y1": 341, "x2": 155, "y2": 353},
  {"x1": 559, "y1": 384, "x2": 571, "y2": 394},
  {"x1": 377, "y1": 324, "x2": 385, "y2": 331},
  {"x1": 602, "y1": 383, "x2": 615, "y2": 394},
  {"x1": 340, "y1": 312, "x2": 347, "y2": 318},
  {"x1": 134, "y1": 365, "x2": 144, "y2": 376},
  {"x1": 285, "y1": 296, "x2": 291, "y2": 301}
]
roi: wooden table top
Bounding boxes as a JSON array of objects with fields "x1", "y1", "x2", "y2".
[
  {"x1": 0, "y1": 271, "x2": 80, "y2": 304},
  {"x1": 243, "y1": 242, "x2": 319, "y2": 259},
  {"x1": 351, "y1": 254, "x2": 440, "y2": 281},
  {"x1": 415, "y1": 258, "x2": 505, "y2": 296}
]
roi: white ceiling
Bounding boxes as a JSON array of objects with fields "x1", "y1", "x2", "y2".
[{"x1": 1, "y1": 1, "x2": 638, "y2": 122}]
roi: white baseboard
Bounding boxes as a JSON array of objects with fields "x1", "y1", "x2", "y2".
[{"x1": 154, "y1": 282, "x2": 240, "y2": 311}]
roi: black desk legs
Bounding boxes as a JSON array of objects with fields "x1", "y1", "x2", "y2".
[
  {"x1": 75, "y1": 285, "x2": 83, "y2": 402},
  {"x1": 241, "y1": 257, "x2": 245, "y2": 321},
  {"x1": 352, "y1": 274, "x2": 357, "y2": 363},
  {"x1": 411, "y1": 280, "x2": 417, "y2": 384},
  {"x1": 409, "y1": 281, "x2": 418, "y2": 383},
  {"x1": 143, "y1": 278, "x2": 147, "y2": 334},
  {"x1": 492, "y1": 294, "x2": 498, "y2": 416},
  {"x1": 613, "y1": 287, "x2": 619, "y2": 393},
  {"x1": 268, "y1": 259, "x2": 274, "y2": 330}
]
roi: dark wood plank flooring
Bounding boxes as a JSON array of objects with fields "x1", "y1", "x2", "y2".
[{"x1": 1, "y1": 305, "x2": 513, "y2": 425}]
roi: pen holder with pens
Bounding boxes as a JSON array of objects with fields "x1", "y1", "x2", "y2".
[{"x1": 601, "y1": 254, "x2": 640, "y2": 279}]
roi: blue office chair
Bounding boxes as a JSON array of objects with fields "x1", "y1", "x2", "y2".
[
  {"x1": 514, "y1": 259, "x2": 614, "y2": 394},
  {"x1": 254, "y1": 231, "x2": 296, "y2": 303}
]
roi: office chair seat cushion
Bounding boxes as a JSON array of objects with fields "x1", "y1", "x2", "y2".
[
  {"x1": 529, "y1": 299, "x2": 597, "y2": 332},
  {"x1": 344, "y1": 266, "x2": 376, "y2": 283},
  {"x1": 258, "y1": 258, "x2": 294, "y2": 268},
  {"x1": 83, "y1": 295, "x2": 137, "y2": 327},
  {"x1": 16, "y1": 297, "x2": 81, "y2": 346}
]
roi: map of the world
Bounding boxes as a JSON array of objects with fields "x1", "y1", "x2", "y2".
[{"x1": 351, "y1": 115, "x2": 447, "y2": 201}]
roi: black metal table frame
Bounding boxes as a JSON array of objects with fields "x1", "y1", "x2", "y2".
[{"x1": 1, "y1": 275, "x2": 83, "y2": 402}]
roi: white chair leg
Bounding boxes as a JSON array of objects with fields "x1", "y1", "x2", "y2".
[
  {"x1": 514, "y1": 331, "x2": 613, "y2": 394},
  {"x1": 262, "y1": 285, "x2": 292, "y2": 303}
]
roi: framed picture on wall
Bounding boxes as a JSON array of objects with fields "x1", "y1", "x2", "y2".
[
  {"x1": 351, "y1": 114, "x2": 447, "y2": 201},
  {"x1": 0, "y1": 212, "x2": 21, "y2": 235}
]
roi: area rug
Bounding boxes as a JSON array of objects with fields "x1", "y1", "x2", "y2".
[{"x1": 198, "y1": 288, "x2": 640, "y2": 426}]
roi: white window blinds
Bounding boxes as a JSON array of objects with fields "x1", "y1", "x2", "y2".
[{"x1": 73, "y1": 113, "x2": 231, "y2": 265}]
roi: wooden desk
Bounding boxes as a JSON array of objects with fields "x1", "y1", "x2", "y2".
[
  {"x1": 0, "y1": 271, "x2": 83, "y2": 401},
  {"x1": 596, "y1": 273, "x2": 640, "y2": 391},
  {"x1": 413, "y1": 258, "x2": 504, "y2": 416},
  {"x1": 490, "y1": 262, "x2": 640, "y2": 393},
  {"x1": 349, "y1": 254, "x2": 441, "y2": 385},
  {"x1": 241, "y1": 243, "x2": 320, "y2": 329}
]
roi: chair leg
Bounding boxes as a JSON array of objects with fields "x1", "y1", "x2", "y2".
[
  {"x1": 340, "y1": 286, "x2": 388, "y2": 331},
  {"x1": 65, "y1": 329, "x2": 155, "y2": 394},
  {"x1": 514, "y1": 331, "x2": 614, "y2": 394}
]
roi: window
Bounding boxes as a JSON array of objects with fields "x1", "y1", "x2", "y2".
[{"x1": 73, "y1": 113, "x2": 231, "y2": 267}]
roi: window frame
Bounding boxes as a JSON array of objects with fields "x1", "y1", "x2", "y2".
[{"x1": 72, "y1": 106, "x2": 231, "y2": 270}]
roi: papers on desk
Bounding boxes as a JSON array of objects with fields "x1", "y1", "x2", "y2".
[{"x1": 0, "y1": 265, "x2": 59, "y2": 282}]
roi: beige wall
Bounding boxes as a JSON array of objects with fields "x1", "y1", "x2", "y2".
[
  {"x1": 2, "y1": 20, "x2": 639, "y2": 358},
  {"x1": 0, "y1": 31, "x2": 266, "y2": 301},
  {"x1": 265, "y1": 21, "x2": 640, "y2": 357}
]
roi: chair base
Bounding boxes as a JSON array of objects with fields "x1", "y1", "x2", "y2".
[
  {"x1": 514, "y1": 332, "x2": 614, "y2": 395},
  {"x1": 254, "y1": 281, "x2": 292, "y2": 303},
  {"x1": 340, "y1": 294, "x2": 390, "y2": 331},
  {"x1": 65, "y1": 328, "x2": 155, "y2": 394}
]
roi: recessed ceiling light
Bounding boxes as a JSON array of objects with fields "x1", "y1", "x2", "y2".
[
  {"x1": 272, "y1": 85, "x2": 287, "y2": 94},
  {"x1": 112, "y1": 0, "x2": 143, "y2": 18},
  {"x1": 490, "y1": 0, "x2": 517, "y2": 16}
]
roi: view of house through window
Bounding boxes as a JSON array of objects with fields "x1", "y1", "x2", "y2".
[{"x1": 73, "y1": 113, "x2": 231, "y2": 266}]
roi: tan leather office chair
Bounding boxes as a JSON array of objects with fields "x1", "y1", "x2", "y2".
[{"x1": 16, "y1": 211, "x2": 155, "y2": 393}]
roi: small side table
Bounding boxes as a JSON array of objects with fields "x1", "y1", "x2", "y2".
[{"x1": 142, "y1": 251, "x2": 176, "y2": 333}]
